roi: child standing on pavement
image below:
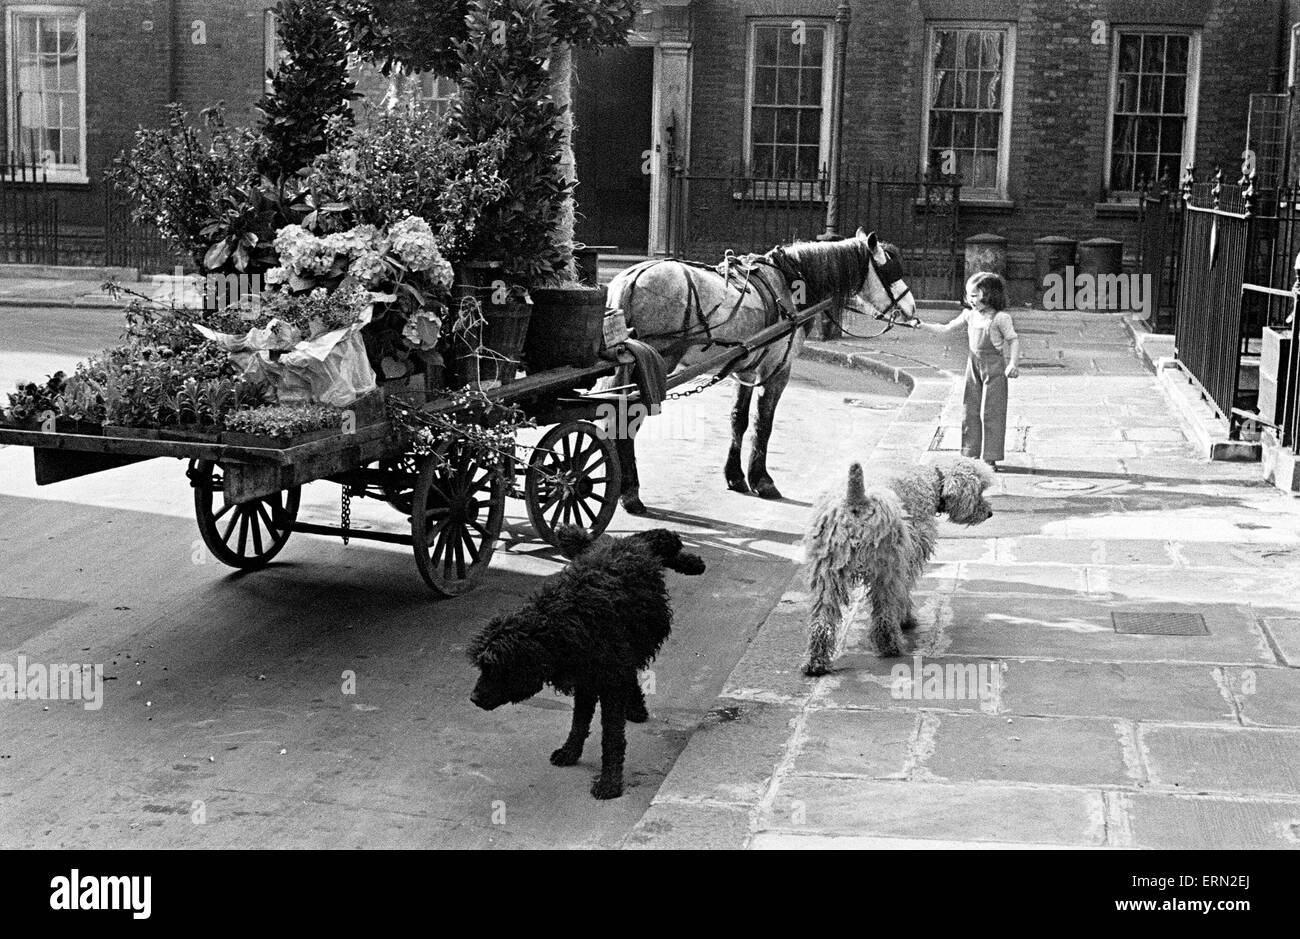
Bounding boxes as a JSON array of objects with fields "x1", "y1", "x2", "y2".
[{"x1": 914, "y1": 271, "x2": 1020, "y2": 469}]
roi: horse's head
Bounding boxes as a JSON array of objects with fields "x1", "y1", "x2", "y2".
[{"x1": 853, "y1": 228, "x2": 916, "y2": 321}]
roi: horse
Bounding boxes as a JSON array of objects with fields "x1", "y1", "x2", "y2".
[{"x1": 605, "y1": 227, "x2": 915, "y2": 515}]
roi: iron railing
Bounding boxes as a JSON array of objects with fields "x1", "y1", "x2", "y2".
[
  {"x1": 1136, "y1": 179, "x2": 1182, "y2": 333},
  {"x1": 667, "y1": 165, "x2": 963, "y2": 299},
  {"x1": 103, "y1": 184, "x2": 188, "y2": 274},
  {"x1": 0, "y1": 154, "x2": 60, "y2": 265}
]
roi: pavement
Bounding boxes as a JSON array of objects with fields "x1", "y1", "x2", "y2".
[
  {"x1": 624, "y1": 305, "x2": 1300, "y2": 850},
  {"x1": 0, "y1": 276, "x2": 133, "y2": 310}
]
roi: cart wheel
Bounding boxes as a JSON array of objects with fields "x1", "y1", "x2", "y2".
[
  {"x1": 378, "y1": 455, "x2": 419, "y2": 514},
  {"x1": 410, "y1": 438, "x2": 507, "y2": 596},
  {"x1": 525, "y1": 420, "x2": 622, "y2": 548},
  {"x1": 191, "y1": 459, "x2": 300, "y2": 570}
]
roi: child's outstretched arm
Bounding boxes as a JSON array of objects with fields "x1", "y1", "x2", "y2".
[{"x1": 915, "y1": 310, "x2": 967, "y2": 334}]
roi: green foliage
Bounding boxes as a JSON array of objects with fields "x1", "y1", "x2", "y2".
[
  {"x1": 303, "y1": 102, "x2": 509, "y2": 264},
  {"x1": 257, "y1": 0, "x2": 359, "y2": 178},
  {"x1": 333, "y1": 0, "x2": 638, "y2": 72},
  {"x1": 224, "y1": 403, "x2": 342, "y2": 437},
  {"x1": 450, "y1": 0, "x2": 572, "y2": 282},
  {"x1": 4, "y1": 373, "x2": 65, "y2": 424}
]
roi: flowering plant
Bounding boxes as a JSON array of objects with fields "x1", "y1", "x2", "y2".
[
  {"x1": 4, "y1": 373, "x2": 66, "y2": 424},
  {"x1": 224, "y1": 403, "x2": 342, "y2": 438}
]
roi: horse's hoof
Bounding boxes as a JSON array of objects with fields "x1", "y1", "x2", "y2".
[
  {"x1": 621, "y1": 495, "x2": 647, "y2": 516},
  {"x1": 752, "y1": 480, "x2": 783, "y2": 500},
  {"x1": 727, "y1": 477, "x2": 750, "y2": 494}
]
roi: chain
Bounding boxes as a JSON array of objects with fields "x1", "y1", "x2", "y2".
[
  {"x1": 665, "y1": 372, "x2": 729, "y2": 401},
  {"x1": 341, "y1": 487, "x2": 352, "y2": 546}
]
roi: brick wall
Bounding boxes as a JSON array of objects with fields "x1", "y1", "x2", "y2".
[{"x1": 686, "y1": 0, "x2": 1285, "y2": 300}]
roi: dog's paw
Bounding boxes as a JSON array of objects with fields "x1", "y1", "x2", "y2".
[
  {"x1": 902, "y1": 614, "x2": 920, "y2": 631},
  {"x1": 550, "y1": 746, "x2": 582, "y2": 766},
  {"x1": 590, "y1": 775, "x2": 624, "y2": 800},
  {"x1": 802, "y1": 659, "x2": 832, "y2": 677},
  {"x1": 625, "y1": 701, "x2": 649, "y2": 724}
]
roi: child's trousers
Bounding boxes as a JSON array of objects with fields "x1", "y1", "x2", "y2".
[{"x1": 962, "y1": 347, "x2": 1007, "y2": 462}]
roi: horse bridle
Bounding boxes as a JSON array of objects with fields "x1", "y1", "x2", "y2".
[{"x1": 860, "y1": 244, "x2": 916, "y2": 329}]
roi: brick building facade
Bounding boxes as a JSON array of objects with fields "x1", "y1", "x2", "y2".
[{"x1": 0, "y1": 0, "x2": 1291, "y2": 295}]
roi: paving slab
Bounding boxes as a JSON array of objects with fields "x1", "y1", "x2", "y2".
[
  {"x1": 1261, "y1": 618, "x2": 1300, "y2": 666},
  {"x1": 922, "y1": 712, "x2": 1135, "y2": 787},
  {"x1": 1221, "y1": 665, "x2": 1300, "y2": 727},
  {"x1": 762, "y1": 776, "x2": 1107, "y2": 846},
  {"x1": 622, "y1": 802, "x2": 752, "y2": 850},
  {"x1": 1141, "y1": 725, "x2": 1300, "y2": 796},
  {"x1": 813, "y1": 653, "x2": 1004, "y2": 714},
  {"x1": 999, "y1": 660, "x2": 1236, "y2": 722},
  {"x1": 791, "y1": 708, "x2": 918, "y2": 777},
  {"x1": 1124, "y1": 793, "x2": 1300, "y2": 849}
]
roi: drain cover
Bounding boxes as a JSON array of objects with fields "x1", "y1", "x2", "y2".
[
  {"x1": 1035, "y1": 479, "x2": 1099, "y2": 492},
  {"x1": 1112, "y1": 611, "x2": 1208, "y2": 635}
]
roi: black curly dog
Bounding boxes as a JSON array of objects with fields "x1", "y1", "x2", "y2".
[{"x1": 468, "y1": 526, "x2": 705, "y2": 799}]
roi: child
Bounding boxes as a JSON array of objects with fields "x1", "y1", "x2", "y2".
[{"x1": 914, "y1": 272, "x2": 1020, "y2": 469}]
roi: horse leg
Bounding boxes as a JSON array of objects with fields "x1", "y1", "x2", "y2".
[
  {"x1": 614, "y1": 436, "x2": 646, "y2": 515},
  {"x1": 747, "y1": 367, "x2": 790, "y2": 500},
  {"x1": 725, "y1": 382, "x2": 754, "y2": 493}
]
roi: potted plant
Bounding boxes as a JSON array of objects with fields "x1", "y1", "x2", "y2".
[
  {"x1": 3, "y1": 373, "x2": 67, "y2": 431},
  {"x1": 223, "y1": 403, "x2": 345, "y2": 449}
]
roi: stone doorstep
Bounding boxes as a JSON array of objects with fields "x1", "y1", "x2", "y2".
[{"x1": 1155, "y1": 360, "x2": 1261, "y2": 463}]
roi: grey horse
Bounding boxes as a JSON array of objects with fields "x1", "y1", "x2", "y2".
[{"x1": 604, "y1": 228, "x2": 915, "y2": 514}]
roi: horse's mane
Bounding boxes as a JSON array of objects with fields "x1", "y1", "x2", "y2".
[{"x1": 777, "y1": 236, "x2": 875, "y2": 312}]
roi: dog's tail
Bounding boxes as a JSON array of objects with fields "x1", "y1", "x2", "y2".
[{"x1": 555, "y1": 525, "x2": 595, "y2": 559}]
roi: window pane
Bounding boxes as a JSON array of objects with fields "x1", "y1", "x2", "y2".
[
  {"x1": 1163, "y1": 75, "x2": 1186, "y2": 113},
  {"x1": 752, "y1": 109, "x2": 775, "y2": 144},
  {"x1": 1139, "y1": 75, "x2": 1161, "y2": 111},
  {"x1": 1112, "y1": 152, "x2": 1135, "y2": 190},
  {"x1": 1112, "y1": 115, "x2": 1133, "y2": 152},
  {"x1": 754, "y1": 67, "x2": 777, "y2": 104},
  {"x1": 1136, "y1": 116, "x2": 1159, "y2": 151},
  {"x1": 775, "y1": 108, "x2": 797, "y2": 144},
  {"x1": 974, "y1": 150, "x2": 997, "y2": 189},
  {"x1": 1159, "y1": 116, "x2": 1185, "y2": 154},
  {"x1": 952, "y1": 112, "x2": 975, "y2": 148},
  {"x1": 1166, "y1": 36, "x2": 1189, "y2": 73},
  {"x1": 776, "y1": 68, "x2": 799, "y2": 104},
  {"x1": 976, "y1": 111, "x2": 1000, "y2": 149},
  {"x1": 962, "y1": 31, "x2": 982, "y2": 69},
  {"x1": 932, "y1": 69, "x2": 955, "y2": 108},
  {"x1": 774, "y1": 147, "x2": 796, "y2": 178},
  {"x1": 755, "y1": 27, "x2": 780, "y2": 67},
  {"x1": 1134, "y1": 154, "x2": 1157, "y2": 187},
  {"x1": 1157, "y1": 154, "x2": 1181, "y2": 186},
  {"x1": 1115, "y1": 74, "x2": 1137, "y2": 112},
  {"x1": 930, "y1": 111, "x2": 953, "y2": 148},
  {"x1": 933, "y1": 30, "x2": 956, "y2": 70},
  {"x1": 803, "y1": 28, "x2": 825, "y2": 67},
  {"x1": 958, "y1": 69, "x2": 979, "y2": 108},
  {"x1": 797, "y1": 110, "x2": 820, "y2": 145},
  {"x1": 753, "y1": 147, "x2": 774, "y2": 177},
  {"x1": 981, "y1": 32, "x2": 1003, "y2": 72},
  {"x1": 797, "y1": 147, "x2": 820, "y2": 179},
  {"x1": 1119, "y1": 35, "x2": 1142, "y2": 72},
  {"x1": 981, "y1": 70, "x2": 1001, "y2": 108}
]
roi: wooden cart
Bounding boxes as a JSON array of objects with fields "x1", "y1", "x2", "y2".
[{"x1": 0, "y1": 299, "x2": 832, "y2": 596}]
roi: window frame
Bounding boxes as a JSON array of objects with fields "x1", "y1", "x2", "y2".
[
  {"x1": 1103, "y1": 27, "x2": 1201, "y2": 198},
  {"x1": 919, "y1": 21, "x2": 1017, "y2": 202},
  {"x1": 741, "y1": 17, "x2": 835, "y2": 190},
  {"x1": 5, "y1": 4, "x2": 87, "y2": 183}
]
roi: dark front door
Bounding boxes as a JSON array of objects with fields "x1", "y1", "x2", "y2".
[{"x1": 572, "y1": 46, "x2": 653, "y2": 254}]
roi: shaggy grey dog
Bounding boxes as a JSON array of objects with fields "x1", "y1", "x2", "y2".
[
  {"x1": 468, "y1": 526, "x2": 705, "y2": 799},
  {"x1": 802, "y1": 457, "x2": 994, "y2": 674}
]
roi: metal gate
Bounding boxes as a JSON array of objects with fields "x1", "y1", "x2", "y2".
[
  {"x1": 1174, "y1": 172, "x2": 1253, "y2": 426},
  {"x1": 1137, "y1": 180, "x2": 1182, "y2": 332},
  {"x1": 0, "y1": 155, "x2": 60, "y2": 264},
  {"x1": 667, "y1": 165, "x2": 962, "y2": 298}
]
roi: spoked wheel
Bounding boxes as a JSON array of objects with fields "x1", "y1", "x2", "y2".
[
  {"x1": 525, "y1": 420, "x2": 622, "y2": 548},
  {"x1": 378, "y1": 455, "x2": 419, "y2": 514},
  {"x1": 410, "y1": 438, "x2": 507, "y2": 596},
  {"x1": 191, "y1": 459, "x2": 300, "y2": 570}
]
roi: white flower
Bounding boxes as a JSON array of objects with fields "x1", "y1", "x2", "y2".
[
  {"x1": 265, "y1": 266, "x2": 289, "y2": 285},
  {"x1": 348, "y1": 250, "x2": 387, "y2": 286}
]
